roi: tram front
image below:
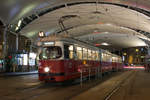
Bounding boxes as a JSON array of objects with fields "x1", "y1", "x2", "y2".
[{"x1": 38, "y1": 41, "x2": 65, "y2": 82}]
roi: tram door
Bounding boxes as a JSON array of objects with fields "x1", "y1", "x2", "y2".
[{"x1": 64, "y1": 44, "x2": 75, "y2": 78}]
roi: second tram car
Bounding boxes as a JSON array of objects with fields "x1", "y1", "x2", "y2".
[{"x1": 38, "y1": 37, "x2": 123, "y2": 82}]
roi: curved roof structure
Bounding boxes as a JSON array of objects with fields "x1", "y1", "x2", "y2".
[{"x1": 1, "y1": 0, "x2": 150, "y2": 49}]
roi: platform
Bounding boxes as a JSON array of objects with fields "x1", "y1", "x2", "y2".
[
  {"x1": 0, "y1": 71, "x2": 38, "y2": 77},
  {"x1": 71, "y1": 70, "x2": 150, "y2": 100}
]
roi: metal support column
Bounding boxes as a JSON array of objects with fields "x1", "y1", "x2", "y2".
[
  {"x1": 16, "y1": 34, "x2": 18, "y2": 51},
  {"x1": 2, "y1": 26, "x2": 8, "y2": 71}
]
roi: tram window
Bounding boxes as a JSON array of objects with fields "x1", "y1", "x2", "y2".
[
  {"x1": 118, "y1": 58, "x2": 120, "y2": 63},
  {"x1": 96, "y1": 51, "x2": 99, "y2": 61},
  {"x1": 69, "y1": 45, "x2": 74, "y2": 59},
  {"x1": 108, "y1": 54, "x2": 112, "y2": 62},
  {"x1": 102, "y1": 53, "x2": 107, "y2": 62},
  {"x1": 83, "y1": 48, "x2": 87, "y2": 60},
  {"x1": 39, "y1": 46, "x2": 62, "y2": 59},
  {"x1": 77, "y1": 47, "x2": 82, "y2": 60},
  {"x1": 88, "y1": 49, "x2": 92, "y2": 60},
  {"x1": 116, "y1": 58, "x2": 118, "y2": 63},
  {"x1": 92, "y1": 51, "x2": 96, "y2": 60},
  {"x1": 106, "y1": 54, "x2": 109, "y2": 62},
  {"x1": 113, "y1": 56, "x2": 115, "y2": 62},
  {"x1": 112, "y1": 57, "x2": 115, "y2": 62},
  {"x1": 39, "y1": 48, "x2": 47, "y2": 59},
  {"x1": 107, "y1": 54, "x2": 109, "y2": 62}
]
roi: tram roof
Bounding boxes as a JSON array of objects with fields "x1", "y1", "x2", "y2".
[
  {"x1": 40, "y1": 36, "x2": 99, "y2": 50},
  {"x1": 1, "y1": 0, "x2": 150, "y2": 50}
]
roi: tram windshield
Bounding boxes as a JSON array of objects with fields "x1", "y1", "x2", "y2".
[{"x1": 39, "y1": 46, "x2": 62, "y2": 59}]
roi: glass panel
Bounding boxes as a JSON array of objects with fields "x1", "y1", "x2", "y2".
[
  {"x1": 39, "y1": 46, "x2": 62, "y2": 59},
  {"x1": 96, "y1": 51, "x2": 99, "y2": 61},
  {"x1": 88, "y1": 49, "x2": 92, "y2": 60},
  {"x1": 77, "y1": 46, "x2": 82, "y2": 60},
  {"x1": 69, "y1": 45, "x2": 74, "y2": 59},
  {"x1": 102, "y1": 53, "x2": 107, "y2": 62},
  {"x1": 92, "y1": 51, "x2": 96, "y2": 60},
  {"x1": 83, "y1": 48, "x2": 87, "y2": 60}
]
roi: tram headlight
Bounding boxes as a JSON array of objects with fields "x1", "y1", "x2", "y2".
[{"x1": 44, "y1": 67, "x2": 50, "y2": 72}]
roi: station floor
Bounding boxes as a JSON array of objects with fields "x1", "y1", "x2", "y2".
[
  {"x1": 71, "y1": 69, "x2": 150, "y2": 100},
  {"x1": 0, "y1": 69, "x2": 150, "y2": 100}
]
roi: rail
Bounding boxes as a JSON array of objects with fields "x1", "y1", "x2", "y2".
[{"x1": 103, "y1": 70, "x2": 137, "y2": 100}]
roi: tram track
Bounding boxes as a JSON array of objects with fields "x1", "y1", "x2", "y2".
[
  {"x1": 5, "y1": 73, "x2": 117, "y2": 100},
  {"x1": 1, "y1": 71, "x2": 128, "y2": 100},
  {"x1": 103, "y1": 70, "x2": 137, "y2": 100},
  {"x1": 1, "y1": 82, "x2": 63, "y2": 100}
]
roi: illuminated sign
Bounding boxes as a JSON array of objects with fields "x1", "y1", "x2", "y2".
[
  {"x1": 29, "y1": 53, "x2": 36, "y2": 59},
  {"x1": 38, "y1": 31, "x2": 45, "y2": 37},
  {"x1": 23, "y1": 54, "x2": 28, "y2": 66},
  {"x1": 123, "y1": 53, "x2": 127, "y2": 56},
  {"x1": 136, "y1": 49, "x2": 139, "y2": 52},
  {"x1": 43, "y1": 42, "x2": 54, "y2": 45}
]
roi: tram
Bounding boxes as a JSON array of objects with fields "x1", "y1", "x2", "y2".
[
  {"x1": 144, "y1": 55, "x2": 150, "y2": 72},
  {"x1": 38, "y1": 37, "x2": 123, "y2": 82}
]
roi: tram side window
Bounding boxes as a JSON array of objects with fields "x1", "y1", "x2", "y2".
[
  {"x1": 96, "y1": 51, "x2": 99, "y2": 61},
  {"x1": 88, "y1": 49, "x2": 92, "y2": 60},
  {"x1": 64, "y1": 45, "x2": 74, "y2": 59},
  {"x1": 112, "y1": 57, "x2": 115, "y2": 62},
  {"x1": 69, "y1": 45, "x2": 74, "y2": 59},
  {"x1": 106, "y1": 54, "x2": 110, "y2": 62},
  {"x1": 116, "y1": 57, "x2": 119, "y2": 63},
  {"x1": 92, "y1": 51, "x2": 96, "y2": 61},
  {"x1": 108, "y1": 54, "x2": 112, "y2": 62},
  {"x1": 120, "y1": 58, "x2": 122, "y2": 63},
  {"x1": 102, "y1": 53, "x2": 107, "y2": 62},
  {"x1": 77, "y1": 46, "x2": 82, "y2": 60},
  {"x1": 83, "y1": 48, "x2": 88, "y2": 60}
]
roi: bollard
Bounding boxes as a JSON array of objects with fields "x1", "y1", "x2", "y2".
[
  {"x1": 89, "y1": 67, "x2": 91, "y2": 81},
  {"x1": 80, "y1": 69, "x2": 83, "y2": 88},
  {"x1": 95, "y1": 67, "x2": 97, "y2": 79}
]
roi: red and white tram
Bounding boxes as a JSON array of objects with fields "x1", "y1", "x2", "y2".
[{"x1": 38, "y1": 37, "x2": 123, "y2": 82}]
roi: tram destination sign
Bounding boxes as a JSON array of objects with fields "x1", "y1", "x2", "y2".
[{"x1": 43, "y1": 42, "x2": 54, "y2": 46}]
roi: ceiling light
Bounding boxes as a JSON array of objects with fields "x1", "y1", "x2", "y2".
[
  {"x1": 104, "y1": 32, "x2": 109, "y2": 34},
  {"x1": 106, "y1": 23, "x2": 111, "y2": 26},
  {"x1": 15, "y1": 19, "x2": 22, "y2": 31},
  {"x1": 15, "y1": 26, "x2": 19, "y2": 31},
  {"x1": 101, "y1": 42, "x2": 109, "y2": 46},
  {"x1": 18, "y1": 20, "x2": 22, "y2": 27},
  {"x1": 38, "y1": 31, "x2": 45, "y2": 37}
]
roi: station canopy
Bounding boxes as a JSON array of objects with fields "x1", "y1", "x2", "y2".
[{"x1": 1, "y1": 0, "x2": 150, "y2": 50}]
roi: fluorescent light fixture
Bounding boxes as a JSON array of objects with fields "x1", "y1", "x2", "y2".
[
  {"x1": 101, "y1": 42, "x2": 109, "y2": 46},
  {"x1": 18, "y1": 20, "x2": 22, "y2": 27},
  {"x1": 15, "y1": 26, "x2": 19, "y2": 31},
  {"x1": 104, "y1": 32, "x2": 109, "y2": 34},
  {"x1": 77, "y1": 47, "x2": 82, "y2": 50},
  {"x1": 15, "y1": 19, "x2": 22, "y2": 31},
  {"x1": 106, "y1": 23, "x2": 111, "y2": 26}
]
